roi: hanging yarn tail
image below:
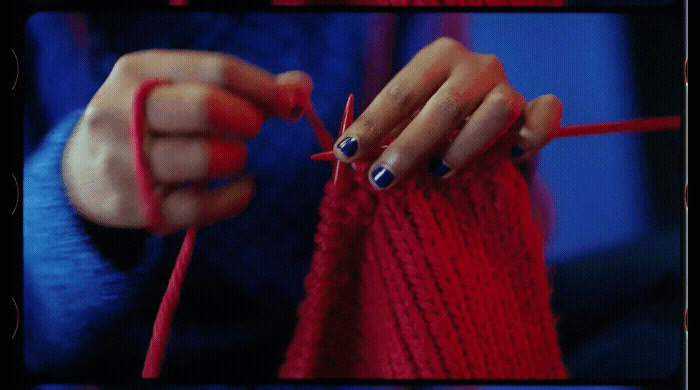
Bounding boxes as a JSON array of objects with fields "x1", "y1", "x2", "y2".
[
  {"x1": 131, "y1": 78, "x2": 200, "y2": 379},
  {"x1": 142, "y1": 225, "x2": 198, "y2": 378}
]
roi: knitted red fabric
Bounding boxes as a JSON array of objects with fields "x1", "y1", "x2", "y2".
[{"x1": 279, "y1": 140, "x2": 569, "y2": 378}]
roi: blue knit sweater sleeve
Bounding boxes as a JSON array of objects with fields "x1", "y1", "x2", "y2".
[{"x1": 23, "y1": 109, "x2": 167, "y2": 375}]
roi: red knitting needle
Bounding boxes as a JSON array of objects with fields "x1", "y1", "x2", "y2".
[
  {"x1": 305, "y1": 100, "x2": 336, "y2": 152},
  {"x1": 310, "y1": 115, "x2": 682, "y2": 161},
  {"x1": 332, "y1": 94, "x2": 354, "y2": 189}
]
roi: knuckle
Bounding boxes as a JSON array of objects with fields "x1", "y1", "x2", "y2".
[
  {"x1": 542, "y1": 94, "x2": 564, "y2": 113},
  {"x1": 162, "y1": 191, "x2": 199, "y2": 226},
  {"x1": 385, "y1": 81, "x2": 416, "y2": 109},
  {"x1": 488, "y1": 89, "x2": 509, "y2": 110},
  {"x1": 541, "y1": 93, "x2": 562, "y2": 106},
  {"x1": 434, "y1": 36, "x2": 467, "y2": 55},
  {"x1": 489, "y1": 85, "x2": 522, "y2": 118},
  {"x1": 81, "y1": 105, "x2": 123, "y2": 133},
  {"x1": 354, "y1": 117, "x2": 383, "y2": 142},
  {"x1": 112, "y1": 51, "x2": 145, "y2": 76},
  {"x1": 480, "y1": 53, "x2": 505, "y2": 76},
  {"x1": 435, "y1": 92, "x2": 463, "y2": 124},
  {"x1": 112, "y1": 49, "x2": 167, "y2": 77},
  {"x1": 102, "y1": 150, "x2": 131, "y2": 184},
  {"x1": 277, "y1": 70, "x2": 314, "y2": 91},
  {"x1": 80, "y1": 105, "x2": 102, "y2": 129}
]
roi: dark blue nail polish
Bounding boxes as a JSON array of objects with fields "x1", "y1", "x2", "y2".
[
  {"x1": 511, "y1": 145, "x2": 525, "y2": 158},
  {"x1": 371, "y1": 166, "x2": 394, "y2": 189},
  {"x1": 430, "y1": 156, "x2": 451, "y2": 178},
  {"x1": 337, "y1": 136, "x2": 358, "y2": 158}
]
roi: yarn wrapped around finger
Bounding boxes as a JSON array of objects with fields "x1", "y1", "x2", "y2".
[{"x1": 279, "y1": 139, "x2": 570, "y2": 379}]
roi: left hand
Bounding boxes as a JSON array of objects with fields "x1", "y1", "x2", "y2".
[{"x1": 332, "y1": 37, "x2": 563, "y2": 189}]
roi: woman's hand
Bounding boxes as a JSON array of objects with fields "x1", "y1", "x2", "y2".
[
  {"x1": 333, "y1": 37, "x2": 563, "y2": 189},
  {"x1": 63, "y1": 50, "x2": 312, "y2": 231}
]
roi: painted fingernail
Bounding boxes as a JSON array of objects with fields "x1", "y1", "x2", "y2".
[
  {"x1": 511, "y1": 145, "x2": 525, "y2": 158},
  {"x1": 370, "y1": 166, "x2": 394, "y2": 189},
  {"x1": 337, "y1": 136, "x2": 358, "y2": 158},
  {"x1": 430, "y1": 156, "x2": 451, "y2": 178}
]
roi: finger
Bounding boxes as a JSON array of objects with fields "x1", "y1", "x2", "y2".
[
  {"x1": 200, "y1": 176, "x2": 256, "y2": 226},
  {"x1": 160, "y1": 187, "x2": 201, "y2": 228},
  {"x1": 149, "y1": 137, "x2": 248, "y2": 183},
  {"x1": 116, "y1": 50, "x2": 311, "y2": 119},
  {"x1": 274, "y1": 71, "x2": 314, "y2": 120},
  {"x1": 434, "y1": 83, "x2": 526, "y2": 178},
  {"x1": 366, "y1": 65, "x2": 507, "y2": 190},
  {"x1": 160, "y1": 176, "x2": 255, "y2": 227},
  {"x1": 334, "y1": 38, "x2": 470, "y2": 162},
  {"x1": 386, "y1": 109, "x2": 420, "y2": 140},
  {"x1": 146, "y1": 83, "x2": 263, "y2": 139},
  {"x1": 511, "y1": 94, "x2": 563, "y2": 164}
]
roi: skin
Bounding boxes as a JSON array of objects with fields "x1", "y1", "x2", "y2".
[
  {"x1": 63, "y1": 49, "x2": 312, "y2": 231},
  {"x1": 333, "y1": 37, "x2": 563, "y2": 189},
  {"x1": 63, "y1": 39, "x2": 562, "y2": 231}
]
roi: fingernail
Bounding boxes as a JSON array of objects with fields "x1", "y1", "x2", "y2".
[
  {"x1": 370, "y1": 166, "x2": 394, "y2": 189},
  {"x1": 430, "y1": 156, "x2": 451, "y2": 178},
  {"x1": 511, "y1": 145, "x2": 525, "y2": 158},
  {"x1": 337, "y1": 136, "x2": 358, "y2": 158}
]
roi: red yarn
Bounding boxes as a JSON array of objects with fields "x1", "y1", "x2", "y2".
[
  {"x1": 131, "y1": 78, "x2": 200, "y2": 378},
  {"x1": 280, "y1": 111, "x2": 570, "y2": 378},
  {"x1": 130, "y1": 78, "x2": 172, "y2": 237},
  {"x1": 142, "y1": 225, "x2": 198, "y2": 378}
]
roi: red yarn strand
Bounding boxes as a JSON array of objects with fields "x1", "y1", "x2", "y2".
[
  {"x1": 142, "y1": 225, "x2": 199, "y2": 378},
  {"x1": 131, "y1": 78, "x2": 201, "y2": 378},
  {"x1": 129, "y1": 78, "x2": 171, "y2": 236}
]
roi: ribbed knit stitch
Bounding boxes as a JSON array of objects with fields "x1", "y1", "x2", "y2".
[{"x1": 279, "y1": 140, "x2": 569, "y2": 379}]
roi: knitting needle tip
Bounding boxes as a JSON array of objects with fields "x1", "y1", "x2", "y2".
[
  {"x1": 341, "y1": 94, "x2": 354, "y2": 135},
  {"x1": 310, "y1": 94, "x2": 355, "y2": 162}
]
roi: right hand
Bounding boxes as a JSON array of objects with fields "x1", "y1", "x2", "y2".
[{"x1": 63, "y1": 50, "x2": 312, "y2": 232}]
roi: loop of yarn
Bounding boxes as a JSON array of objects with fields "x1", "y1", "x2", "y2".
[
  {"x1": 129, "y1": 77, "x2": 172, "y2": 237},
  {"x1": 131, "y1": 78, "x2": 200, "y2": 378}
]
